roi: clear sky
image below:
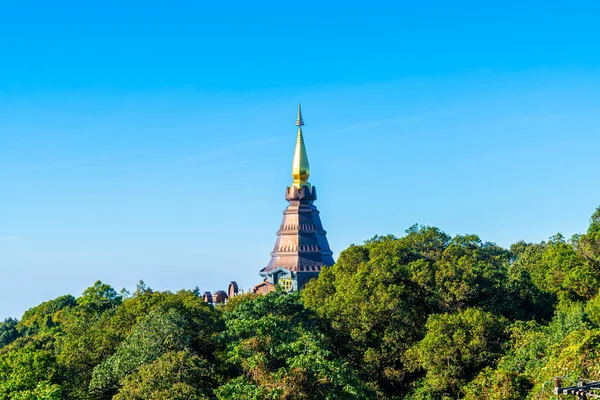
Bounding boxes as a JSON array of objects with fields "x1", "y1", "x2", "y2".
[{"x1": 1, "y1": 1, "x2": 600, "y2": 319}]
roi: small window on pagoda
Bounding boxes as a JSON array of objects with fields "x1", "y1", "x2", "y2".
[{"x1": 279, "y1": 278, "x2": 293, "y2": 292}]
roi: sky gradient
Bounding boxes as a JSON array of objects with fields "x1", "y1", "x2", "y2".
[{"x1": 1, "y1": 1, "x2": 600, "y2": 319}]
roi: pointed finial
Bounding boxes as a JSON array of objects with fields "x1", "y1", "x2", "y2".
[
  {"x1": 291, "y1": 104, "x2": 310, "y2": 190},
  {"x1": 296, "y1": 103, "x2": 305, "y2": 126}
]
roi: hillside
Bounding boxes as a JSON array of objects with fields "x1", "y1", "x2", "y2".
[{"x1": 3, "y1": 208, "x2": 600, "y2": 399}]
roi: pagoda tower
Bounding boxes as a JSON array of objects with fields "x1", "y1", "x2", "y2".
[{"x1": 254, "y1": 105, "x2": 335, "y2": 293}]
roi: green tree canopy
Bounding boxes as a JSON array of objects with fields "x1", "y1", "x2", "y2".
[
  {"x1": 2, "y1": 208, "x2": 600, "y2": 399},
  {"x1": 218, "y1": 291, "x2": 374, "y2": 399}
]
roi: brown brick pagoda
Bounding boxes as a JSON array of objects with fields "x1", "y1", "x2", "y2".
[{"x1": 253, "y1": 105, "x2": 334, "y2": 293}]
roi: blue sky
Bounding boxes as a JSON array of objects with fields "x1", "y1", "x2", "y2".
[{"x1": 1, "y1": 1, "x2": 600, "y2": 319}]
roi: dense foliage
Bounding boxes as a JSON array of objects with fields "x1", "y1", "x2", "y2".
[{"x1": 3, "y1": 208, "x2": 600, "y2": 399}]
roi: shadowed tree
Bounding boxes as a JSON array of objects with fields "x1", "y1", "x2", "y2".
[{"x1": 217, "y1": 291, "x2": 374, "y2": 399}]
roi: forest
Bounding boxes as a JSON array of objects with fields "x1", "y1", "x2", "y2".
[{"x1": 3, "y1": 208, "x2": 600, "y2": 399}]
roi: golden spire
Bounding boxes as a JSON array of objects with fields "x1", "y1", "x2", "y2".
[{"x1": 291, "y1": 103, "x2": 311, "y2": 189}]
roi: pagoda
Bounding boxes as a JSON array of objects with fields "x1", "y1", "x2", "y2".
[{"x1": 253, "y1": 105, "x2": 335, "y2": 293}]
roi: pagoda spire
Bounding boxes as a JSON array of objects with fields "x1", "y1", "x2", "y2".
[
  {"x1": 256, "y1": 105, "x2": 334, "y2": 294},
  {"x1": 292, "y1": 103, "x2": 311, "y2": 189},
  {"x1": 296, "y1": 103, "x2": 305, "y2": 126}
]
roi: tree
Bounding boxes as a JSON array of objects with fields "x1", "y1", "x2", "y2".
[
  {"x1": 0, "y1": 337, "x2": 60, "y2": 399},
  {"x1": 57, "y1": 286, "x2": 222, "y2": 399},
  {"x1": 302, "y1": 226, "x2": 524, "y2": 396},
  {"x1": 217, "y1": 291, "x2": 374, "y2": 399},
  {"x1": 89, "y1": 307, "x2": 193, "y2": 396},
  {"x1": 12, "y1": 381, "x2": 62, "y2": 400},
  {"x1": 115, "y1": 350, "x2": 214, "y2": 400},
  {"x1": 574, "y1": 206, "x2": 600, "y2": 266},
  {"x1": 77, "y1": 281, "x2": 123, "y2": 314},
  {"x1": 434, "y1": 235, "x2": 514, "y2": 316},
  {"x1": 506, "y1": 243, "x2": 555, "y2": 322},
  {"x1": 406, "y1": 308, "x2": 508, "y2": 398},
  {"x1": 302, "y1": 229, "x2": 437, "y2": 396},
  {"x1": 0, "y1": 317, "x2": 19, "y2": 348},
  {"x1": 18, "y1": 295, "x2": 76, "y2": 336}
]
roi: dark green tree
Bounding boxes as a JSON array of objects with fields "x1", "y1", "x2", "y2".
[
  {"x1": 217, "y1": 291, "x2": 374, "y2": 399},
  {"x1": 0, "y1": 318, "x2": 19, "y2": 348},
  {"x1": 406, "y1": 308, "x2": 508, "y2": 398},
  {"x1": 18, "y1": 295, "x2": 76, "y2": 336},
  {"x1": 114, "y1": 350, "x2": 213, "y2": 400}
]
